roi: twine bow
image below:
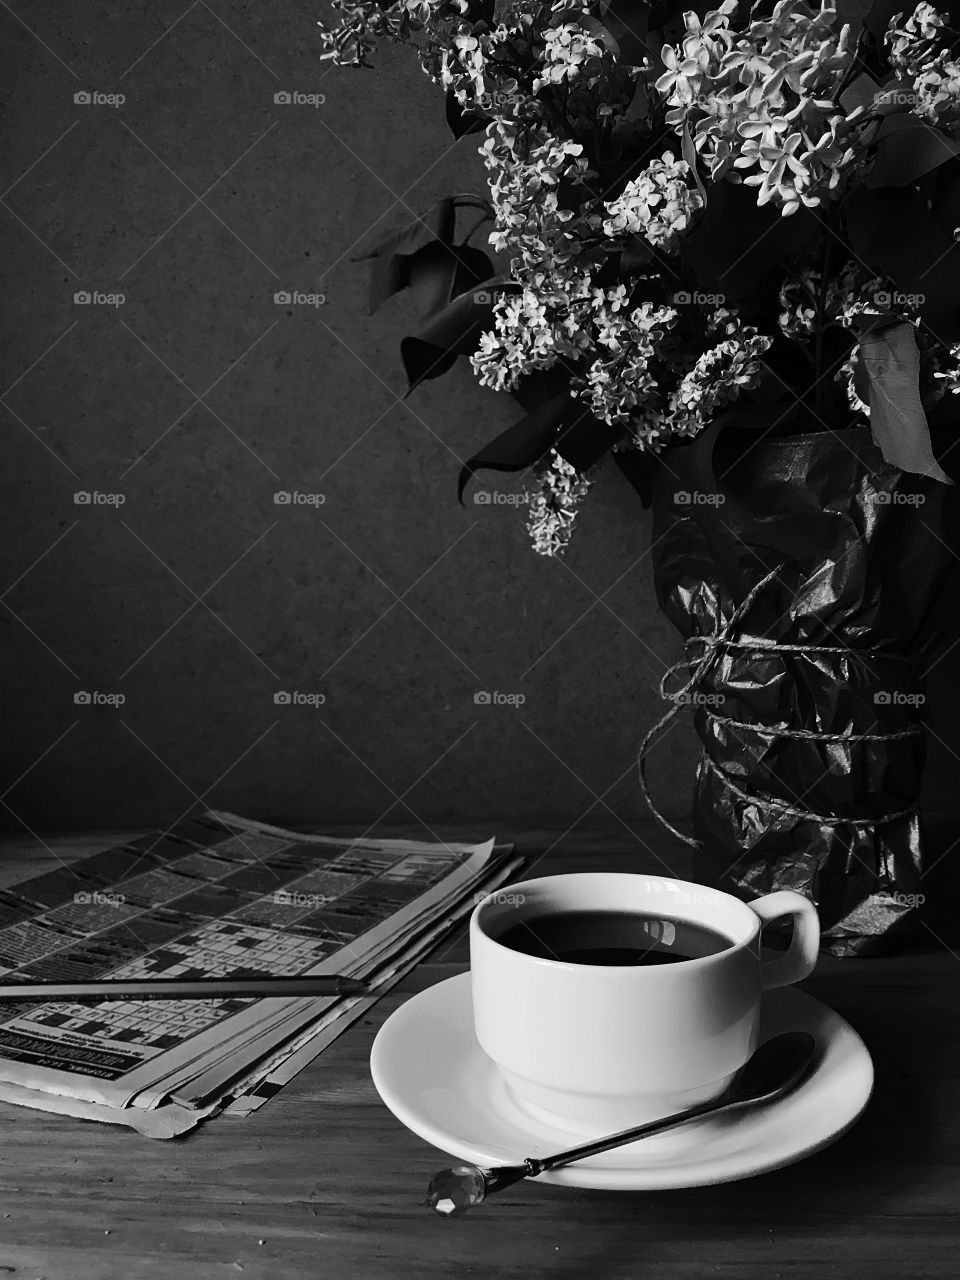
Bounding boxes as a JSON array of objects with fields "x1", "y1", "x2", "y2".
[{"x1": 637, "y1": 566, "x2": 924, "y2": 849}]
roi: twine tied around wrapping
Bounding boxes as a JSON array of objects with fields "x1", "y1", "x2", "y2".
[{"x1": 637, "y1": 565, "x2": 925, "y2": 850}]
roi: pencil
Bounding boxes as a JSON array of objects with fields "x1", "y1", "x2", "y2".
[{"x1": 0, "y1": 975, "x2": 371, "y2": 1003}]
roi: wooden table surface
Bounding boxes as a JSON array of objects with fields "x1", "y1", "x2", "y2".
[{"x1": 0, "y1": 821, "x2": 957, "y2": 1280}]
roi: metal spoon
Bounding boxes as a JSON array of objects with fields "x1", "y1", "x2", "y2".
[{"x1": 426, "y1": 1030, "x2": 816, "y2": 1216}]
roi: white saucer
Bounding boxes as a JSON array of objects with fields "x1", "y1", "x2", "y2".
[{"x1": 369, "y1": 973, "x2": 874, "y2": 1190}]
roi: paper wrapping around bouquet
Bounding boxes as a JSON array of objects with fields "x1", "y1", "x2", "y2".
[{"x1": 649, "y1": 421, "x2": 960, "y2": 956}]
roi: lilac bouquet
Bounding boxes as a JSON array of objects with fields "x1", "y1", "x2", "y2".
[{"x1": 320, "y1": 0, "x2": 960, "y2": 553}]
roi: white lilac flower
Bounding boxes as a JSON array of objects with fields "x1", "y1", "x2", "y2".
[
  {"x1": 666, "y1": 319, "x2": 773, "y2": 436},
  {"x1": 601, "y1": 154, "x2": 704, "y2": 251},
  {"x1": 533, "y1": 22, "x2": 606, "y2": 92},
  {"x1": 526, "y1": 451, "x2": 594, "y2": 557},
  {"x1": 886, "y1": 3, "x2": 946, "y2": 74},
  {"x1": 469, "y1": 272, "x2": 595, "y2": 391},
  {"x1": 658, "y1": 0, "x2": 858, "y2": 213},
  {"x1": 575, "y1": 300, "x2": 678, "y2": 425}
]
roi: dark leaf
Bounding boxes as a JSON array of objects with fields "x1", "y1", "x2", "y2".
[
  {"x1": 458, "y1": 393, "x2": 571, "y2": 502},
  {"x1": 406, "y1": 242, "x2": 494, "y2": 319},
  {"x1": 863, "y1": 0, "x2": 902, "y2": 44},
  {"x1": 457, "y1": 393, "x2": 621, "y2": 502},
  {"x1": 354, "y1": 198, "x2": 456, "y2": 262},
  {"x1": 451, "y1": 244, "x2": 495, "y2": 299},
  {"x1": 406, "y1": 242, "x2": 462, "y2": 319},
  {"x1": 402, "y1": 276, "x2": 518, "y2": 393},
  {"x1": 857, "y1": 321, "x2": 953, "y2": 482},
  {"x1": 356, "y1": 198, "x2": 458, "y2": 315},
  {"x1": 366, "y1": 254, "x2": 410, "y2": 319},
  {"x1": 401, "y1": 339, "x2": 459, "y2": 390},
  {"x1": 511, "y1": 365, "x2": 576, "y2": 415},
  {"x1": 613, "y1": 449, "x2": 655, "y2": 506},
  {"x1": 839, "y1": 70, "x2": 881, "y2": 114},
  {"x1": 597, "y1": 0, "x2": 653, "y2": 67},
  {"x1": 554, "y1": 401, "x2": 623, "y2": 471},
  {"x1": 845, "y1": 188, "x2": 960, "y2": 342},
  {"x1": 865, "y1": 114, "x2": 960, "y2": 189}
]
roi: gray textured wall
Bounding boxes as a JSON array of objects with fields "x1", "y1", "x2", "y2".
[{"x1": 2, "y1": 1, "x2": 957, "y2": 836}]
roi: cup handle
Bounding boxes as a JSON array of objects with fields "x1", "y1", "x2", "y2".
[{"x1": 748, "y1": 891, "x2": 820, "y2": 990}]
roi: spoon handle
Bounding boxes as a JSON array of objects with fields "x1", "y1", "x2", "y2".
[
  {"x1": 426, "y1": 1092, "x2": 732, "y2": 1216},
  {"x1": 426, "y1": 1031, "x2": 816, "y2": 1214},
  {"x1": 536, "y1": 1094, "x2": 732, "y2": 1172}
]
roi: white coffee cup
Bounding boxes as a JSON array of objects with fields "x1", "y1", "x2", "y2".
[{"x1": 470, "y1": 872, "x2": 819, "y2": 1134}]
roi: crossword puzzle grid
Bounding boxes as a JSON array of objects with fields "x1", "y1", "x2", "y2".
[
  {"x1": 26, "y1": 921, "x2": 339, "y2": 1050},
  {"x1": 2, "y1": 820, "x2": 464, "y2": 1054}
]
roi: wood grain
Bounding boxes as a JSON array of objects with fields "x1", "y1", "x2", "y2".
[{"x1": 0, "y1": 822, "x2": 956, "y2": 1280}]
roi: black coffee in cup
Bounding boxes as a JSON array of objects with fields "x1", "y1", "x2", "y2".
[{"x1": 493, "y1": 909, "x2": 730, "y2": 966}]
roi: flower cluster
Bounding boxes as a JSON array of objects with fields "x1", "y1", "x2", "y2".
[
  {"x1": 578, "y1": 298, "x2": 680, "y2": 431},
  {"x1": 663, "y1": 313, "x2": 774, "y2": 439},
  {"x1": 478, "y1": 120, "x2": 594, "y2": 272},
  {"x1": 526, "y1": 450, "x2": 595, "y2": 556},
  {"x1": 886, "y1": 5, "x2": 960, "y2": 126},
  {"x1": 470, "y1": 271, "x2": 595, "y2": 391},
  {"x1": 601, "y1": 154, "x2": 704, "y2": 252},
  {"x1": 656, "y1": 0, "x2": 857, "y2": 214},
  {"x1": 534, "y1": 21, "x2": 607, "y2": 91}
]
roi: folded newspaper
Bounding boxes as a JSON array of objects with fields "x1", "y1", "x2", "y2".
[{"x1": 0, "y1": 811, "x2": 522, "y2": 1137}]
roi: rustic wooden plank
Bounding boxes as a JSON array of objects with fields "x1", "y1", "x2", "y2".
[{"x1": 0, "y1": 823, "x2": 956, "y2": 1279}]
